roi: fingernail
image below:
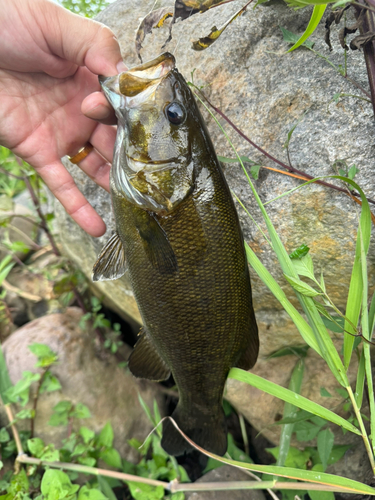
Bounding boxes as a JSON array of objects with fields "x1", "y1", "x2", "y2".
[{"x1": 117, "y1": 60, "x2": 128, "y2": 73}]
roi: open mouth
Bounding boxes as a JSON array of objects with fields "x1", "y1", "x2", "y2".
[
  {"x1": 119, "y1": 53, "x2": 175, "y2": 98},
  {"x1": 126, "y1": 155, "x2": 182, "y2": 173}
]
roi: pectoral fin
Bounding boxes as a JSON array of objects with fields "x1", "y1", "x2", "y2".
[
  {"x1": 235, "y1": 319, "x2": 259, "y2": 370},
  {"x1": 92, "y1": 232, "x2": 127, "y2": 282},
  {"x1": 128, "y1": 330, "x2": 171, "y2": 381},
  {"x1": 134, "y1": 209, "x2": 178, "y2": 274}
]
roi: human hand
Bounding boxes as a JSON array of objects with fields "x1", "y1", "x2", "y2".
[{"x1": 0, "y1": 0, "x2": 125, "y2": 236}]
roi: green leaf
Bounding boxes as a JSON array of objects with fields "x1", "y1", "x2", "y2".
[
  {"x1": 79, "y1": 426, "x2": 95, "y2": 444},
  {"x1": 289, "y1": 244, "x2": 310, "y2": 260},
  {"x1": 342, "y1": 177, "x2": 371, "y2": 368},
  {"x1": 348, "y1": 165, "x2": 359, "y2": 180},
  {"x1": 78, "y1": 456, "x2": 96, "y2": 467},
  {"x1": 72, "y1": 403, "x2": 91, "y2": 419},
  {"x1": 268, "y1": 446, "x2": 310, "y2": 469},
  {"x1": 100, "y1": 448, "x2": 122, "y2": 469},
  {"x1": 295, "y1": 421, "x2": 321, "y2": 442},
  {"x1": 287, "y1": 5, "x2": 326, "y2": 52},
  {"x1": 309, "y1": 485, "x2": 335, "y2": 500},
  {"x1": 127, "y1": 482, "x2": 164, "y2": 500},
  {"x1": 317, "y1": 428, "x2": 335, "y2": 470},
  {"x1": 284, "y1": 275, "x2": 321, "y2": 297},
  {"x1": 9, "y1": 468, "x2": 29, "y2": 495},
  {"x1": 0, "y1": 344, "x2": 12, "y2": 405},
  {"x1": 268, "y1": 345, "x2": 310, "y2": 359},
  {"x1": 291, "y1": 253, "x2": 315, "y2": 279},
  {"x1": 0, "y1": 428, "x2": 10, "y2": 443},
  {"x1": 78, "y1": 486, "x2": 108, "y2": 500},
  {"x1": 28, "y1": 343, "x2": 58, "y2": 368},
  {"x1": 40, "y1": 445, "x2": 60, "y2": 462},
  {"x1": 52, "y1": 400, "x2": 72, "y2": 414},
  {"x1": 40, "y1": 371, "x2": 62, "y2": 393},
  {"x1": 97, "y1": 422, "x2": 114, "y2": 448},
  {"x1": 277, "y1": 358, "x2": 305, "y2": 467},
  {"x1": 245, "y1": 244, "x2": 322, "y2": 355},
  {"x1": 27, "y1": 438, "x2": 45, "y2": 458},
  {"x1": 280, "y1": 26, "x2": 314, "y2": 49},
  {"x1": 228, "y1": 368, "x2": 360, "y2": 435},
  {"x1": 321, "y1": 315, "x2": 345, "y2": 333},
  {"x1": 97, "y1": 476, "x2": 117, "y2": 500},
  {"x1": 320, "y1": 388, "x2": 332, "y2": 398},
  {"x1": 250, "y1": 164, "x2": 261, "y2": 180},
  {"x1": 170, "y1": 493, "x2": 185, "y2": 500},
  {"x1": 5, "y1": 371, "x2": 40, "y2": 406},
  {"x1": 41, "y1": 469, "x2": 79, "y2": 500}
]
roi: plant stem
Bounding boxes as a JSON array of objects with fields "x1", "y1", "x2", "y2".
[
  {"x1": 30, "y1": 367, "x2": 48, "y2": 438},
  {"x1": 347, "y1": 385, "x2": 375, "y2": 473},
  {"x1": 13, "y1": 454, "x2": 365, "y2": 494},
  {"x1": 195, "y1": 90, "x2": 375, "y2": 206},
  {"x1": 363, "y1": 342, "x2": 375, "y2": 455},
  {"x1": 353, "y1": 1, "x2": 375, "y2": 116},
  {"x1": 4, "y1": 404, "x2": 24, "y2": 454}
]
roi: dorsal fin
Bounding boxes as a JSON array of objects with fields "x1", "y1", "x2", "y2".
[{"x1": 92, "y1": 232, "x2": 127, "y2": 282}]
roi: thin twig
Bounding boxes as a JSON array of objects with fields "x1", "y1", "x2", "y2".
[
  {"x1": 2, "y1": 280, "x2": 42, "y2": 302},
  {"x1": 195, "y1": 89, "x2": 375, "y2": 206},
  {"x1": 30, "y1": 367, "x2": 48, "y2": 438},
  {"x1": 4, "y1": 404, "x2": 24, "y2": 455}
]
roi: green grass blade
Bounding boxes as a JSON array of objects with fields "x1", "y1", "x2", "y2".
[
  {"x1": 175, "y1": 421, "x2": 374, "y2": 495},
  {"x1": 277, "y1": 358, "x2": 305, "y2": 467},
  {"x1": 355, "y1": 349, "x2": 365, "y2": 409},
  {"x1": 0, "y1": 343, "x2": 12, "y2": 404},
  {"x1": 245, "y1": 243, "x2": 322, "y2": 355},
  {"x1": 228, "y1": 368, "x2": 360, "y2": 436},
  {"x1": 342, "y1": 179, "x2": 371, "y2": 369},
  {"x1": 287, "y1": 5, "x2": 326, "y2": 52}
]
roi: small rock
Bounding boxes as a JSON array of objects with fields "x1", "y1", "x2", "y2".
[
  {"x1": 184, "y1": 465, "x2": 266, "y2": 500},
  {"x1": 2, "y1": 307, "x2": 164, "y2": 462}
]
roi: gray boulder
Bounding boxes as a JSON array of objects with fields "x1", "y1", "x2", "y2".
[{"x1": 56, "y1": 0, "x2": 374, "y2": 448}]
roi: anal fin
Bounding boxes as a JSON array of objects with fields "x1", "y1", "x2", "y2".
[
  {"x1": 128, "y1": 330, "x2": 171, "y2": 381},
  {"x1": 235, "y1": 320, "x2": 259, "y2": 370},
  {"x1": 92, "y1": 232, "x2": 127, "y2": 282}
]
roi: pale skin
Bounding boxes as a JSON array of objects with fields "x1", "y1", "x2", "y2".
[{"x1": 0, "y1": 0, "x2": 123, "y2": 237}]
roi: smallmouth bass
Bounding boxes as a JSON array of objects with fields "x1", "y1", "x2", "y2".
[{"x1": 93, "y1": 53, "x2": 259, "y2": 456}]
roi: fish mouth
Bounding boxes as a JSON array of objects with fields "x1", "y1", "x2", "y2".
[
  {"x1": 119, "y1": 53, "x2": 175, "y2": 98},
  {"x1": 126, "y1": 155, "x2": 183, "y2": 173}
]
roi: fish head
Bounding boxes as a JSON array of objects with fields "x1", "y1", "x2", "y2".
[{"x1": 100, "y1": 53, "x2": 196, "y2": 214}]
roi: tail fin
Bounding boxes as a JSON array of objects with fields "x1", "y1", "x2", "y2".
[{"x1": 161, "y1": 402, "x2": 227, "y2": 457}]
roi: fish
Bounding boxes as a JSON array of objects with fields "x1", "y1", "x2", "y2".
[{"x1": 93, "y1": 52, "x2": 259, "y2": 457}]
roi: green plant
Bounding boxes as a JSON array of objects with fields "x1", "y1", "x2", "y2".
[{"x1": 58, "y1": 0, "x2": 111, "y2": 18}]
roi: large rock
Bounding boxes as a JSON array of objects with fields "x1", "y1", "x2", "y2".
[
  {"x1": 2, "y1": 308, "x2": 164, "y2": 461},
  {"x1": 55, "y1": 0, "x2": 374, "y2": 455}
]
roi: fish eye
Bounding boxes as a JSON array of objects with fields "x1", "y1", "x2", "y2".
[{"x1": 165, "y1": 102, "x2": 186, "y2": 125}]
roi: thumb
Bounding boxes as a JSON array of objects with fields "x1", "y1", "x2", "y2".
[{"x1": 37, "y1": 0, "x2": 126, "y2": 77}]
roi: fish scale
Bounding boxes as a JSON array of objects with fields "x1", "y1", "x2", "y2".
[{"x1": 93, "y1": 52, "x2": 259, "y2": 456}]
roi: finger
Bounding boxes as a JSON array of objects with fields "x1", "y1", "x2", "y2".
[
  {"x1": 82, "y1": 91, "x2": 117, "y2": 125},
  {"x1": 37, "y1": 160, "x2": 106, "y2": 237},
  {"x1": 69, "y1": 123, "x2": 117, "y2": 192},
  {"x1": 73, "y1": 148, "x2": 111, "y2": 193},
  {"x1": 39, "y1": 1, "x2": 127, "y2": 77},
  {"x1": 89, "y1": 123, "x2": 117, "y2": 163}
]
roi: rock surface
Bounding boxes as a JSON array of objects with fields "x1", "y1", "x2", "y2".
[
  {"x1": 184, "y1": 465, "x2": 266, "y2": 500},
  {"x1": 1, "y1": 308, "x2": 164, "y2": 461},
  {"x1": 55, "y1": 0, "x2": 375, "y2": 450}
]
